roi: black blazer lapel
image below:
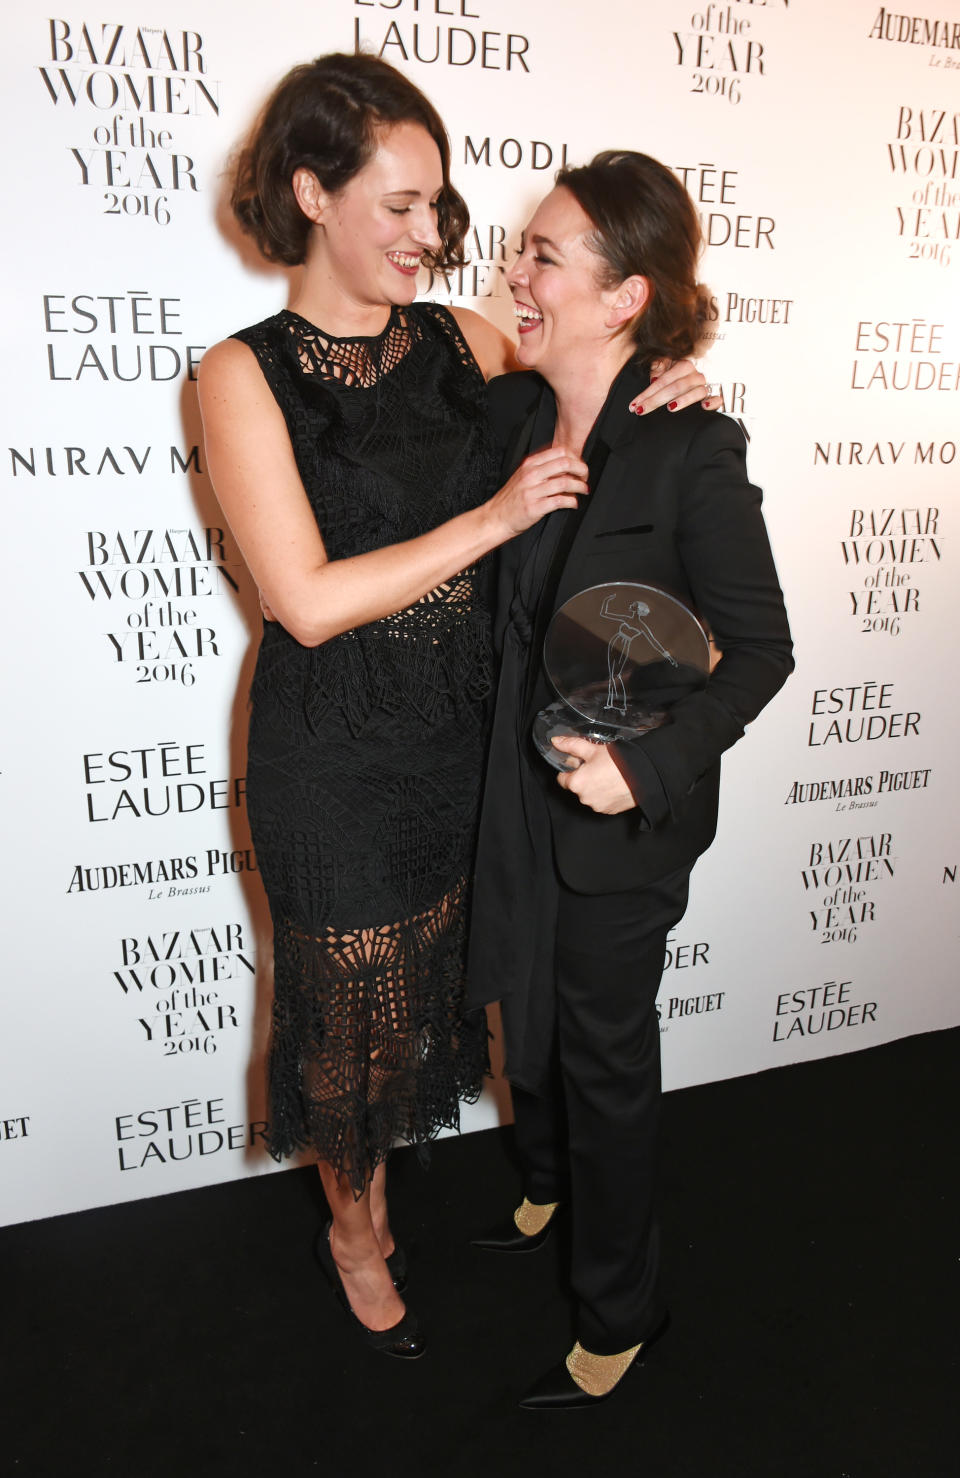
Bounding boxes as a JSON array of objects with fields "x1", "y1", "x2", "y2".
[
  {"x1": 491, "y1": 380, "x2": 557, "y2": 651},
  {"x1": 499, "y1": 377, "x2": 556, "y2": 476},
  {"x1": 550, "y1": 359, "x2": 652, "y2": 611}
]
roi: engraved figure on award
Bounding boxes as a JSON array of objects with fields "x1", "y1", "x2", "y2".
[
  {"x1": 600, "y1": 592, "x2": 678, "y2": 715},
  {"x1": 532, "y1": 582, "x2": 711, "y2": 772}
]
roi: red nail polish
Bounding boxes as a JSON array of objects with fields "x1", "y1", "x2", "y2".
[
  {"x1": 668, "y1": 400, "x2": 678, "y2": 411},
  {"x1": 649, "y1": 375, "x2": 659, "y2": 383},
  {"x1": 634, "y1": 404, "x2": 644, "y2": 415}
]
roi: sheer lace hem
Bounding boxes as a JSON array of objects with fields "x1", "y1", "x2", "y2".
[{"x1": 264, "y1": 884, "x2": 489, "y2": 1194}]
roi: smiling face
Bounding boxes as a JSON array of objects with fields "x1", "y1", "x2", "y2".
[
  {"x1": 506, "y1": 186, "x2": 630, "y2": 378},
  {"x1": 298, "y1": 120, "x2": 444, "y2": 311}
]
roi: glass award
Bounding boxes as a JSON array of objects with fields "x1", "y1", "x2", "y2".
[{"x1": 533, "y1": 582, "x2": 711, "y2": 772}]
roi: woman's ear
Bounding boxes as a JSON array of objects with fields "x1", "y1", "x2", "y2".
[
  {"x1": 291, "y1": 167, "x2": 328, "y2": 225},
  {"x1": 606, "y1": 274, "x2": 650, "y2": 330}
]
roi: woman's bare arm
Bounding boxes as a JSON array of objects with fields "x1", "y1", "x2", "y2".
[{"x1": 197, "y1": 338, "x2": 588, "y2": 647}]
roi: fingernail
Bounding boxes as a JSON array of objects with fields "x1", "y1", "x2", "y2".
[
  {"x1": 649, "y1": 375, "x2": 659, "y2": 383},
  {"x1": 668, "y1": 401, "x2": 678, "y2": 411},
  {"x1": 633, "y1": 404, "x2": 644, "y2": 415}
]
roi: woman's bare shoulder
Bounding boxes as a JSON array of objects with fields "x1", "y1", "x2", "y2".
[
  {"x1": 197, "y1": 336, "x2": 260, "y2": 388},
  {"x1": 450, "y1": 305, "x2": 519, "y2": 380}
]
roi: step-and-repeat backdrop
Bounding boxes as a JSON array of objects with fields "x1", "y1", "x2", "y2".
[{"x1": 2, "y1": 1, "x2": 958, "y2": 1225}]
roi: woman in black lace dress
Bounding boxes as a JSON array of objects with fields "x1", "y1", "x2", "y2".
[
  {"x1": 199, "y1": 54, "x2": 704, "y2": 1357},
  {"x1": 197, "y1": 54, "x2": 599, "y2": 1357}
]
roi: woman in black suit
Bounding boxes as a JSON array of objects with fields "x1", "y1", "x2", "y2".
[{"x1": 468, "y1": 151, "x2": 794, "y2": 1408}]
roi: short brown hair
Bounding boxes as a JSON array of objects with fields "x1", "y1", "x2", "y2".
[
  {"x1": 231, "y1": 53, "x2": 469, "y2": 272},
  {"x1": 556, "y1": 151, "x2": 708, "y2": 363}
]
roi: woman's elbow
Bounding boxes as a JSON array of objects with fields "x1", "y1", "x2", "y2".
[
  {"x1": 263, "y1": 595, "x2": 333, "y2": 648},
  {"x1": 266, "y1": 574, "x2": 340, "y2": 647},
  {"x1": 283, "y1": 611, "x2": 334, "y2": 648}
]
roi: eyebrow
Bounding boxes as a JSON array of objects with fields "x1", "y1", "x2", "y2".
[
  {"x1": 383, "y1": 188, "x2": 441, "y2": 200},
  {"x1": 531, "y1": 233, "x2": 564, "y2": 254}
]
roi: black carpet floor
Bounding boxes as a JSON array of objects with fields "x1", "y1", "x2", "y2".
[{"x1": 4, "y1": 1029, "x2": 956, "y2": 1478}]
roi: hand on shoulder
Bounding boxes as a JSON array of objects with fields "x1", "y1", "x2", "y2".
[{"x1": 629, "y1": 357, "x2": 717, "y2": 416}]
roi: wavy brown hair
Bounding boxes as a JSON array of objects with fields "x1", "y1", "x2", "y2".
[
  {"x1": 231, "y1": 53, "x2": 469, "y2": 272},
  {"x1": 556, "y1": 150, "x2": 709, "y2": 363}
]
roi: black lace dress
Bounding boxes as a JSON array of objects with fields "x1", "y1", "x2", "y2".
[{"x1": 232, "y1": 303, "x2": 495, "y2": 1191}]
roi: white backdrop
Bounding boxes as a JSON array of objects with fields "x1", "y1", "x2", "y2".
[{"x1": 2, "y1": 0, "x2": 958, "y2": 1225}]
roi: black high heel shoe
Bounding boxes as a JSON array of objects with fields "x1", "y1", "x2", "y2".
[
  {"x1": 385, "y1": 1243, "x2": 408, "y2": 1293},
  {"x1": 471, "y1": 1199, "x2": 563, "y2": 1253},
  {"x1": 315, "y1": 1223, "x2": 425, "y2": 1360},
  {"x1": 519, "y1": 1314, "x2": 670, "y2": 1410}
]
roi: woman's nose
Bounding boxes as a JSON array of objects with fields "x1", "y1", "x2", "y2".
[
  {"x1": 506, "y1": 254, "x2": 528, "y2": 289},
  {"x1": 411, "y1": 208, "x2": 442, "y2": 252}
]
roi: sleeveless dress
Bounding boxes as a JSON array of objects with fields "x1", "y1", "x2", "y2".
[{"x1": 232, "y1": 303, "x2": 496, "y2": 1192}]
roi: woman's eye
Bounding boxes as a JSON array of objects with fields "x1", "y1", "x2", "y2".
[
  {"x1": 533, "y1": 254, "x2": 554, "y2": 266},
  {"x1": 388, "y1": 207, "x2": 411, "y2": 216}
]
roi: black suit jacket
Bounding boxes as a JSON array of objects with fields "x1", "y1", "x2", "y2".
[{"x1": 483, "y1": 362, "x2": 794, "y2": 894}]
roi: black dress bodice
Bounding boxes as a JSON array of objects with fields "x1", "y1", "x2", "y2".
[{"x1": 234, "y1": 303, "x2": 496, "y2": 736}]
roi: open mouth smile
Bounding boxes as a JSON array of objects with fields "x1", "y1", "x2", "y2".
[
  {"x1": 387, "y1": 251, "x2": 422, "y2": 275},
  {"x1": 514, "y1": 301, "x2": 543, "y2": 333}
]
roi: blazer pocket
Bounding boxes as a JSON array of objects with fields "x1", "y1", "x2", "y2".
[
  {"x1": 581, "y1": 530, "x2": 657, "y2": 570},
  {"x1": 593, "y1": 523, "x2": 654, "y2": 538}
]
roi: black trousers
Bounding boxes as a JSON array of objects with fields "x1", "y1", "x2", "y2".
[{"x1": 511, "y1": 864, "x2": 693, "y2": 1355}]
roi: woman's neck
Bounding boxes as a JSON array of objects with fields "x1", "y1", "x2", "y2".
[
  {"x1": 289, "y1": 254, "x2": 395, "y2": 340},
  {"x1": 549, "y1": 344, "x2": 634, "y2": 456},
  {"x1": 289, "y1": 288, "x2": 393, "y2": 340}
]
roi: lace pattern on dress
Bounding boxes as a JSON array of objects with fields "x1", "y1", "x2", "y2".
[
  {"x1": 240, "y1": 305, "x2": 494, "y2": 739},
  {"x1": 267, "y1": 882, "x2": 486, "y2": 1193},
  {"x1": 285, "y1": 305, "x2": 417, "y2": 387}
]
